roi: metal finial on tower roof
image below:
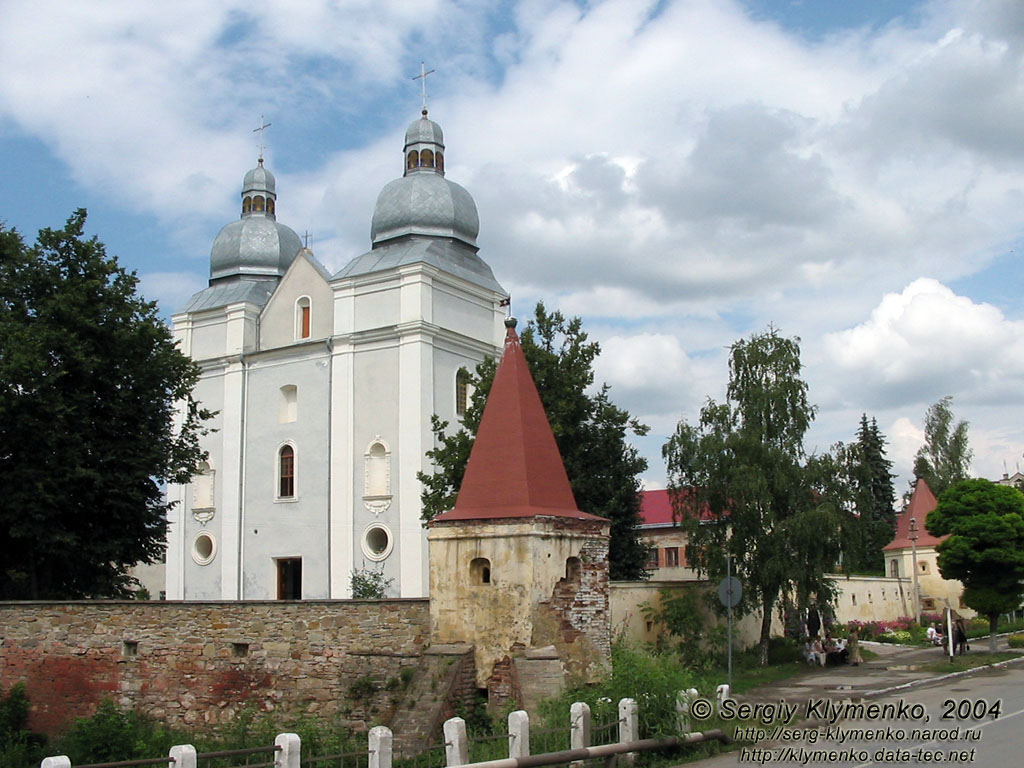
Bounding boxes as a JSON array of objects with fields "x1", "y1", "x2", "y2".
[
  {"x1": 412, "y1": 62, "x2": 435, "y2": 115},
  {"x1": 504, "y1": 316, "x2": 517, "y2": 329},
  {"x1": 253, "y1": 115, "x2": 272, "y2": 161}
]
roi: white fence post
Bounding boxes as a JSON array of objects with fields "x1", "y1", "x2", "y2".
[
  {"x1": 40, "y1": 757, "x2": 71, "y2": 768},
  {"x1": 570, "y1": 701, "x2": 591, "y2": 749},
  {"x1": 169, "y1": 744, "x2": 197, "y2": 768},
  {"x1": 369, "y1": 726, "x2": 393, "y2": 768},
  {"x1": 275, "y1": 732, "x2": 301, "y2": 768},
  {"x1": 508, "y1": 709, "x2": 530, "y2": 758},
  {"x1": 618, "y1": 698, "x2": 639, "y2": 767},
  {"x1": 444, "y1": 716, "x2": 469, "y2": 766},
  {"x1": 716, "y1": 684, "x2": 731, "y2": 715},
  {"x1": 570, "y1": 701, "x2": 591, "y2": 768}
]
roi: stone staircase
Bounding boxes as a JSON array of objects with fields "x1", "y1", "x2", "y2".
[{"x1": 390, "y1": 644, "x2": 476, "y2": 757}]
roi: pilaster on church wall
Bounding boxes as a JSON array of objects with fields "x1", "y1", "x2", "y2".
[
  {"x1": 223, "y1": 302, "x2": 260, "y2": 355},
  {"x1": 328, "y1": 337, "x2": 355, "y2": 598},
  {"x1": 332, "y1": 281, "x2": 356, "y2": 336},
  {"x1": 397, "y1": 332, "x2": 432, "y2": 597},
  {"x1": 398, "y1": 264, "x2": 434, "y2": 325}
]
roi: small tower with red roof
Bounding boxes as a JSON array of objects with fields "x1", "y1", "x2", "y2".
[
  {"x1": 883, "y1": 477, "x2": 974, "y2": 618},
  {"x1": 428, "y1": 318, "x2": 611, "y2": 709}
]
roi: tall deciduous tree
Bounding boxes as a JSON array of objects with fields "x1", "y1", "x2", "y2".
[
  {"x1": 663, "y1": 327, "x2": 845, "y2": 665},
  {"x1": 0, "y1": 211, "x2": 211, "y2": 599},
  {"x1": 418, "y1": 302, "x2": 650, "y2": 580},
  {"x1": 926, "y1": 479, "x2": 1024, "y2": 652},
  {"x1": 914, "y1": 396, "x2": 972, "y2": 496}
]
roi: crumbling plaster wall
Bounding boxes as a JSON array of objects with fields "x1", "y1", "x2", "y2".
[{"x1": 428, "y1": 516, "x2": 610, "y2": 693}]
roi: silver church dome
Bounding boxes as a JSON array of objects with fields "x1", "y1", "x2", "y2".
[
  {"x1": 369, "y1": 111, "x2": 479, "y2": 248},
  {"x1": 209, "y1": 158, "x2": 302, "y2": 281},
  {"x1": 371, "y1": 174, "x2": 479, "y2": 246}
]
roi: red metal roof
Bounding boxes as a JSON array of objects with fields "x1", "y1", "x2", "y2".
[
  {"x1": 883, "y1": 477, "x2": 948, "y2": 551},
  {"x1": 639, "y1": 488, "x2": 719, "y2": 527},
  {"x1": 433, "y1": 322, "x2": 604, "y2": 523}
]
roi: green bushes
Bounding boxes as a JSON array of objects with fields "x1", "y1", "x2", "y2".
[
  {"x1": 56, "y1": 699, "x2": 184, "y2": 763},
  {"x1": 543, "y1": 642, "x2": 717, "y2": 739},
  {"x1": 1007, "y1": 633, "x2": 1024, "y2": 649},
  {"x1": 6, "y1": 691, "x2": 367, "y2": 766},
  {"x1": 0, "y1": 684, "x2": 46, "y2": 768}
]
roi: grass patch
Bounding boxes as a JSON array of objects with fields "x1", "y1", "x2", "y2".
[{"x1": 919, "y1": 652, "x2": 1021, "y2": 674}]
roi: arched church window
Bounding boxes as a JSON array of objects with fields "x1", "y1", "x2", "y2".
[
  {"x1": 267, "y1": 198, "x2": 275, "y2": 215},
  {"x1": 242, "y1": 197, "x2": 252, "y2": 214},
  {"x1": 436, "y1": 152, "x2": 444, "y2": 173},
  {"x1": 280, "y1": 385, "x2": 297, "y2": 423},
  {"x1": 471, "y1": 557, "x2": 491, "y2": 585},
  {"x1": 253, "y1": 195, "x2": 265, "y2": 212},
  {"x1": 365, "y1": 440, "x2": 390, "y2": 498},
  {"x1": 278, "y1": 444, "x2": 296, "y2": 499},
  {"x1": 455, "y1": 369, "x2": 470, "y2": 416},
  {"x1": 296, "y1": 297, "x2": 311, "y2": 340},
  {"x1": 192, "y1": 460, "x2": 215, "y2": 511},
  {"x1": 407, "y1": 150, "x2": 419, "y2": 170},
  {"x1": 420, "y1": 149, "x2": 434, "y2": 168}
]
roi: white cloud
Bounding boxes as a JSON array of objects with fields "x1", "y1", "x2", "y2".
[
  {"x1": 824, "y1": 278, "x2": 1024, "y2": 407},
  {"x1": 138, "y1": 271, "x2": 207, "y2": 314}
]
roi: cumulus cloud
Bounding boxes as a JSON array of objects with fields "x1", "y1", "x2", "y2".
[{"x1": 824, "y1": 278, "x2": 1024, "y2": 407}]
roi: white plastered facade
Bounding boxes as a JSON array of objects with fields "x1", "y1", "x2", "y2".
[{"x1": 165, "y1": 116, "x2": 507, "y2": 599}]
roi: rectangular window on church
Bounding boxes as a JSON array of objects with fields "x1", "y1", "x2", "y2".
[{"x1": 301, "y1": 305, "x2": 310, "y2": 338}]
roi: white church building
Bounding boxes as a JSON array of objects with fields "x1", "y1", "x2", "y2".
[{"x1": 165, "y1": 109, "x2": 508, "y2": 600}]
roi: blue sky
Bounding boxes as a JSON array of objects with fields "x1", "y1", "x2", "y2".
[{"x1": 2, "y1": 0, "x2": 1023, "y2": 492}]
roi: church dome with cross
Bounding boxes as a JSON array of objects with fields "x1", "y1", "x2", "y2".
[
  {"x1": 209, "y1": 157, "x2": 303, "y2": 282},
  {"x1": 370, "y1": 109, "x2": 480, "y2": 249}
]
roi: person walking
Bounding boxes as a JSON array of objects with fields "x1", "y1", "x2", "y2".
[{"x1": 848, "y1": 628, "x2": 863, "y2": 666}]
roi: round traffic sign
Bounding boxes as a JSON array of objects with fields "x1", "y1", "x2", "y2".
[{"x1": 718, "y1": 576, "x2": 742, "y2": 608}]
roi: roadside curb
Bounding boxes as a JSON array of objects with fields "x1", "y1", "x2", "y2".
[{"x1": 862, "y1": 653, "x2": 1024, "y2": 699}]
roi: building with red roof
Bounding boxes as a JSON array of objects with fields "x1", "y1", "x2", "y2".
[
  {"x1": 428, "y1": 318, "x2": 611, "y2": 711},
  {"x1": 882, "y1": 478, "x2": 972, "y2": 617}
]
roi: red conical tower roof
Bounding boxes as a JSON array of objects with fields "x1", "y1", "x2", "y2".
[
  {"x1": 433, "y1": 318, "x2": 604, "y2": 522},
  {"x1": 883, "y1": 477, "x2": 948, "y2": 551}
]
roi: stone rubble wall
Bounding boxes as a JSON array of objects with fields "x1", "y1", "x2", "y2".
[{"x1": 0, "y1": 599, "x2": 430, "y2": 738}]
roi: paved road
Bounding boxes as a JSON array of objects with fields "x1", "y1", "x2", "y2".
[{"x1": 690, "y1": 660, "x2": 1024, "y2": 767}]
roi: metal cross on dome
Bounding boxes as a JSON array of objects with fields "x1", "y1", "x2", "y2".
[
  {"x1": 253, "y1": 115, "x2": 272, "y2": 161},
  {"x1": 412, "y1": 62, "x2": 435, "y2": 113}
]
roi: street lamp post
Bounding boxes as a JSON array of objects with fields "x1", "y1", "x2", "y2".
[{"x1": 909, "y1": 516, "x2": 922, "y2": 625}]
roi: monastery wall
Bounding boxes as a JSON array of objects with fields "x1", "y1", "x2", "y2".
[{"x1": 0, "y1": 599, "x2": 430, "y2": 738}]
